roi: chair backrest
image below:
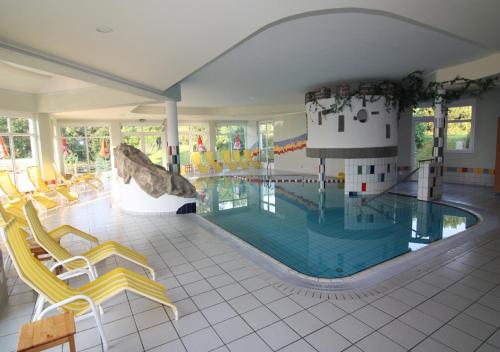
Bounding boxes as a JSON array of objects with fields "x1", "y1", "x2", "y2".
[
  {"x1": 27, "y1": 166, "x2": 50, "y2": 193},
  {"x1": 0, "y1": 201, "x2": 11, "y2": 224},
  {"x1": 232, "y1": 150, "x2": 241, "y2": 162},
  {"x1": 0, "y1": 202, "x2": 28, "y2": 228},
  {"x1": 205, "y1": 151, "x2": 216, "y2": 164},
  {"x1": 23, "y1": 200, "x2": 72, "y2": 262},
  {"x1": 243, "y1": 149, "x2": 252, "y2": 161},
  {"x1": 0, "y1": 171, "x2": 23, "y2": 199},
  {"x1": 221, "y1": 150, "x2": 231, "y2": 163},
  {"x1": 191, "y1": 152, "x2": 202, "y2": 167},
  {"x1": 3, "y1": 219, "x2": 76, "y2": 306}
]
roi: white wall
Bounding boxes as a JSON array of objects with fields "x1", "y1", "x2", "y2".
[
  {"x1": 307, "y1": 97, "x2": 398, "y2": 149},
  {"x1": 274, "y1": 112, "x2": 343, "y2": 176}
]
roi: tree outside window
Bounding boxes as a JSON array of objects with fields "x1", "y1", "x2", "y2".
[{"x1": 61, "y1": 125, "x2": 111, "y2": 174}]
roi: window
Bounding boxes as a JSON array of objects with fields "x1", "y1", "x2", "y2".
[
  {"x1": 259, "y1": 122, "x2": 274, "y2": 162},
  {"x1": 338, "y1": 115, "x2": 344, "y2": 132},
  {"x1": 121, "y1": 123, "x2": 164, "y2": 165},
  {"x1": 61, "y1": 125, "x2": 111, "y2": 174},
  {"x1": 412, "y1": 102, "x2": 474, "y2": 157},
  {"x1": 0, "y1": 116, "x2": 38, "y2": 190},
  {"x1": 386, "y1": 124, "x2": 390, "y2": 139},
  {"x1": 178, "y1": 124, "x2": 209, "y2": 165},
  {"x1": 216, "y1": 123, "x2": 246, "y2": 160},
  {"x1": 446, "y1": 105, "x2": 473, "y2": 152}
]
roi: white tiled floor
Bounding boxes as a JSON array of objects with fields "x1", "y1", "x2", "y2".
[{"x1": 0, "y1": 183, "x2": 500, "y2": 351}]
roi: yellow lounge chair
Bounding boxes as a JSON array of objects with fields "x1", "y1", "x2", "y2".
[
  {"x1": 24, "y1": 200, "x2": 155, "y2": 279},
  {"x1": 232, "y1": 150, "x2": 249, "y2": 170},
  {"x1": 27, "y1": 166, "x2": 78, "y2": 203},
  {"x1": 0, "y1": 170, "x2": 58, "y2": 210},
  {"x1": 0, "y1": 201, "x2": 28, "y2": 228},
  {"x1": 3, "y1": 219, "x2": 177, "y2": 351},
  {"x1": 205, "y1": 151, "x2": 223, "y2": 173},
  {"x1": 221, "y1": 150, "x2": 238, "y2": 171},
  {"x1": 53, "y1": 163, "x2": 102, "y2": 191},
  {"x1": 243, "y1": 149, "x2": 262, "y2": 169},
  {"x1": 0, "y1": 201, "x2": 97, "y2": 244},
  {"x1": 191, "y1": 152, "x2": 210, "y2": 174}
]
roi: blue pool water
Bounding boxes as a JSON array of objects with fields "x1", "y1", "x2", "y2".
[{"x1": 194, "y1": 178, "x2": 477, "y2": 278}]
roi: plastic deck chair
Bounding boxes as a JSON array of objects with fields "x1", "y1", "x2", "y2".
[
  {"x1": 24, "y1": 200, "x2": 155, "y2": 279},
  {"x1": 3, "y1": 219, "x2": 178, "y2": 351},
  {"x1": 52, "y1": 164, "x2": 102, "y2": 191},
  {"x1": 0, "y1": 171, "x2": 58, "y2": 210},
  {"x1": 0, "y1": 201, "x2": 97, "y2": 244},
  {"x1": 232, "y1": 150, "x2": 249, "y2": 170},
  {"x1": 205, "y1": 151, "x2": 223, "y2": 173},
  {"x1": 0, "y1": 200, "x2": 28, "y2": 228},
  {"x1": 191, "y1": 152, "x2": 210, "y2": 174},
  {"x1": 27, "y1": 166, "x2": 78, "y2": 203},
  {"x1": 243, "y1": 149, "x2": 261, "y2": 169},
  {"x1": 221, "y1": 150, "x2": 238, "y2": 171}
]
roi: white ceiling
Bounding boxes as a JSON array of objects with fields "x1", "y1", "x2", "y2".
[
  {"x1": 0, "y1": 60, "x2": 96, "y2": 94},
  {"x1": 179, "y1": 12, "x2": 492, "y2": 107},
  {"x1": 0, "y1": 1, "x2": 499, "y2": 115},
  {"x1": 1, "y1": 0, "x2": 499, "y2": 95}
]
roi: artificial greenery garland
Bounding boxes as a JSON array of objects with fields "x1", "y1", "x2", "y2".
[{"x1": 307, "y1": 71, "x2": 498, "y2": 118}]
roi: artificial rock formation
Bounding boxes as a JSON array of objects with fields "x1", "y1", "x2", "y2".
[{"x1": 114, "y1": 143, "x2": 196, "y2": 198}]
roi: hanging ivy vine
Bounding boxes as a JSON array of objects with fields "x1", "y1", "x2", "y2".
[{"x1": 307, "y1": 71, "x2": 498, "y2": 119}]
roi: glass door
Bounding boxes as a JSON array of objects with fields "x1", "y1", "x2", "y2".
[{"x1": 414, "y1": 121, "x2": 434, "y2": 165}]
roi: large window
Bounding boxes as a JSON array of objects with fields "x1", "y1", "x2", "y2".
[
  {"x1": 446, "y1": 105, "x2": 473, "y2": 152},
  {"x1": 215, "y1": 124, "x2": 246, "y2": 160},
  {"x1": 61, "y1": 125, "x2": 111, "y2": 174},
  {"x1": 121, "y1": 124, "x2": 164, "y2": 165},
  {"x1": 259, "y1": 121, "x2": 274, "y2": 162},
  {"x1": 178, "y1": 124, "x2": 209, "y2": 165},
  {"x1": 0, "y1": 116, "x2": 38, "y2": 190},
  {"x1": 412, "y1": 101, "x2": 474, "y2": 165}
]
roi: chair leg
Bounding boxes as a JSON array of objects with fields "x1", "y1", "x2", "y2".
[
  {"x1": 33, "y1": 295, "x2": 45, "y2": 321},
  {"x1": 91, "y1": 303, "x2": 108, "y2": 350}
]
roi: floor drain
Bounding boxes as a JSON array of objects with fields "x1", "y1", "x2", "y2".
[{"x1": 336, "y1": 268, "x2": 343, "y2": 272}]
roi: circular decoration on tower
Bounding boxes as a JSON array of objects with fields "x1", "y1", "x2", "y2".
[{"x1": 357, "y1": 109, "x2": 368, "y2": 123}]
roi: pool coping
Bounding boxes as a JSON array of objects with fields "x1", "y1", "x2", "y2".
[{"x1": 192, "y1": 192, "x2": 499, "y2": 298}]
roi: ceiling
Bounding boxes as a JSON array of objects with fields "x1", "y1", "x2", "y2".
[
  {"x1": 0, "y1": 60, "x2": 96, "y2": 94},
  {"x1": 0, "y1": 0, "x2": 499, "y2": 115},
  {"x1": 179, "y1": 12, "x2": 492, "y2": 107}
]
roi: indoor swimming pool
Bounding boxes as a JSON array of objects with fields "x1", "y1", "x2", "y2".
[{"x1": 194, "y1": 177, "x2": 478, "y2": 279}]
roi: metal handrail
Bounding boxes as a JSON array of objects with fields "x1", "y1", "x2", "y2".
[{"x1": 361, "y1": 166, "x2": 420, "y2": 207}]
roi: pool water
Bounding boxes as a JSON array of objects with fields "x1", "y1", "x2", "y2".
[{"x1": 194, "y1": 177, "x2": 477, "y2": 278}]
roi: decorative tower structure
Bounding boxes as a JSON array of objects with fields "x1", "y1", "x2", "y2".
[{"x1": 306, "y1": 91, "x2": 398, "y2": 195}]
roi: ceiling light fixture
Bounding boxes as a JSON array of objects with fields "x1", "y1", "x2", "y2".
[{"x1": 96, "y1": 25, "x2": 113, "y2": 34}]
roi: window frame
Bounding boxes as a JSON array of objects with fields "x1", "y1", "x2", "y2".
[
  {"x1": 177, "y1": 122, "x2": 210, "y2": 165},
  {"x1": 0, "y1": 114, "x2": 39, "y2": 186},
  {"x1": 215, "y1": 122, "x2": 247, "y2": 155},
  {"x1": 411, "y1": 99, "x2": 476, "y2": 169},
  {"x1": 120, "y1": 122, "x2": 165, "y2": 166},
  {"x1": 258, "y1": 121, "x2": 274, "y2": 162},
  {"x1": 60, "y1": 122, "x2": 111, "y2": 174},
  {"x1": 445, "y1": 99, "x2": 475, "y2": 154}
]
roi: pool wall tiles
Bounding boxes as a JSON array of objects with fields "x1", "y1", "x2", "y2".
[{"x1": 344, "y1": 156, "x2": 397, "y2": 195}]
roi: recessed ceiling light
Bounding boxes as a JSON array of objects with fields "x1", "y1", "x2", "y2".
[{"x1": 96, "y1": 25, "x2": 113, "y2": 34}]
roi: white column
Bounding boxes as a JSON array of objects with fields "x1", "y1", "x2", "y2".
[
  {"x1": 108, "y1": 121, "x2": 122, "y2": 166},
  {"x1": 208, "y1": 120, "x2": 217, "y2": 153},
  {"x1": 165, "y1": 100, "x2": 180, "y2": 173},
  {"x1": 36, "y1": 113, "x2": 56, "y2": 180},
  {"x1": 318, "y1": 157, "x2": 326, "y2": 192}
]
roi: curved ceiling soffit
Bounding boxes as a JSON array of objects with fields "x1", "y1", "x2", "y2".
[{"x1": 170, "y1": 7, "x2": 489, "y2": 95}]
